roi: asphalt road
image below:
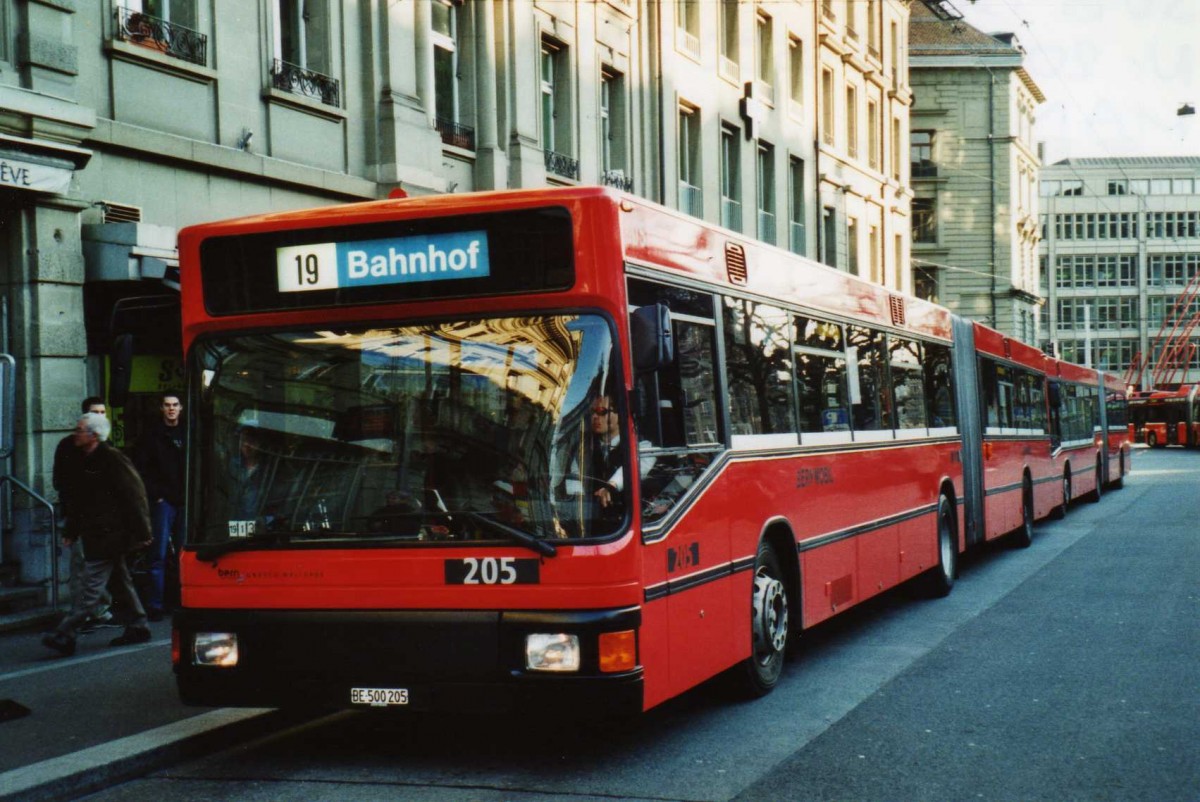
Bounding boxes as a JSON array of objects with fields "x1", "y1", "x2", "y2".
[{"x1": 6, "y1": 447, "x2": 1197, "y2": 801}]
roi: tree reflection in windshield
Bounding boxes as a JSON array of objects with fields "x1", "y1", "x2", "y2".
[{"x1": 192, "y1": 315, "x2": 624, "y2": 548}]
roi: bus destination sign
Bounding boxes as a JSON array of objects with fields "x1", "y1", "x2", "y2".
[{"x1": 276, "y1": 230, "x2": 490, "y2": 293}]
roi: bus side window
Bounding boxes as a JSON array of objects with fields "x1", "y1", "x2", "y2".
[
  {"x1": 847, "y1": 325, "x2": 891, "y2": 433},
  {"x1": 794, "y1": 315, "x2": 850, "y2": 439},
  {"x1": 888, "y1": 336, "x2": 927, "y2": 432},
  {"x1": 922, "y1": 341, "x2": 956, "y2": 430},
  {"x1": 723, "y1": 298, "x2": 797, "y2": 445}
]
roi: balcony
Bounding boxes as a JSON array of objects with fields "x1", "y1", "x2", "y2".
[
  {"x1": 114, "y1": 7, "x2": 207, "y2": 67},
  {"x1": 436, "y1": 118, "x2": 476, "y2": 151},
  {"x1": 679, "y1": 181, "x2": 702, "y2": 218},
  {"x1": 721, "y1": 197, "x2": 742, "y2": 231},
  {"x1": 544, "y1": 150, "x2": 579, "y2": 180},
  {"x1": 601, "y1": 170, "x2": 633, "y2": 192},
  {"x1": 677, "y1": 29, "x2": 701, "y2": 60},
  {"x1": 758, "y1": 210, "x2": 777, "y2": 244},
  {"x1": 911, "y1": 161, "x2": 939, "y2": 179},
  {"x1": 271, "y1": 59, "x2": 340, "y2": 107}
]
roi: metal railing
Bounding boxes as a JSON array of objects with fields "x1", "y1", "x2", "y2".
[
  {"x1": 912, "y1": 161, "x2": 939, "y2": 178},
  {"x1": 436, "y1": 118, "x2": 476, "y2": 151},
  {"x1": 758, "y1": 210, "x2": 777, "y2": 243},
  {"x1": 721, "y1": 197, "x2": 742, "y2": 231},
  {"x1": 271, "y1": 58, "x2": 341, "y2": 108},
  {"x1": 114, "y1": 7, "x2": 207, "y2": 67},
  {"x1": 679, "y1": 181, "x2": 703, "y2": 218},
  {"x1": 0, "y1": 476, "x2": 58, "y2": 610},
  {"x1": 602, "y1": 170, "x2": 633, "y2": 191},
  {"x1": 544, "y1": 150, "x2": 579, "y2": 180}
]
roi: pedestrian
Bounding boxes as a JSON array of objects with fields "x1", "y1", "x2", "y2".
[
  {"x1": 42, "y1": 413, "x2": 153, "y2": 657},
  {"x1": 134, "y1": 391, "x2": 185, "y2": 621},
  {"x1": 52, "y1": 396, "x2": 114, "y2": 631}
]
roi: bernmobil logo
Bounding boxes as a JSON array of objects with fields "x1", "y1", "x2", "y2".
[{"x1": 342, "y1": 231, "x2": 488, "y2": 285}]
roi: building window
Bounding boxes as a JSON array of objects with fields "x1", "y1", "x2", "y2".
[
  {"x1": 822, "y1": 206, "x2": 838, "y2": 269},
  {"x1": 432, "y1": 0, "x2": 474, "y2": 150},
  {"x1": 912, "y1": 197, "x2": 936, "y2": 243},
  {"x1": 788, "y1": 157, "x2": 806, "y2": 255},
  {"x1": 600, "y1": 67, "x2": 629, "y2": 189},
  {"x1": 788, "y1": 36, "x2": 803, "y2": 112},
  {"x1": 867, "y1": 99, "x2": 880, "y2": 171},
  {"x1": 911, "y1": 130, "x2": 935, "y2": 177},
  {"x1": 719, "y1": 0, "x2": 739, "y2": 77},
  {"x1": 678, "y1": 104, "x2": 702, "y2": 217},
  {"x1": 1107, "y1": 179, "x2": 1127, "y2": 196},
  {"x1": 272, "y1": 0, "x2": 339, "y2": 106},
  {"x1": 846, "y1": 85, "x2": 858, "y2": 159},
  {"x1": 757, "y1": 141, "x2": 776, "y2": 244},
  {"x1": 541, "y1": 38, "x2": 576, "y2": 179},
  {"x1": 890, "y1": 117, "x2": 901, "y2": 180},
  {"x1": 869, "y1": 225, "x2": 880, "y2": 284},
  {"x1": 821, "y1": 68, "x2": 834, "y2": 145},
  {"x1": 866, "y1": 0, "x2": 881, "y2": 57},
  {"x1": 847, "y1": 217, "x2": 859, "y2": 275},
  {"x1": 115, "y1": 0, "x2": 206, "y2": 66},
  {"x1": 755, "y1": 10, "x2": 773, "y2": 100},
  {"x1": 721, "y1": 125, "x2": 742, "y2": 231}
]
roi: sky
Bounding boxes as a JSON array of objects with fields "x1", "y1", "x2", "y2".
[{"x1": 952, "y1": 0, "x2": 1200, "y2": 163}]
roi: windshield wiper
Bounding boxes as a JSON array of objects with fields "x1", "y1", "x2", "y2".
[
  {"x1": 194, "y1": 531, "x2": 294, "y2": 563},
  {"x1": 463, "y1": 512, "x2": 557, "y2": 557}
]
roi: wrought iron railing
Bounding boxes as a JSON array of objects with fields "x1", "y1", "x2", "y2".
[
  {"x1": 544, "y1": 150, "x2": 579, "y2": 180},
  {"x1": 602, "y1": 170, "x2": 633, "y2": 191},
  {"x1": 911, "y1": 161, "x2": 939, "y2": 178},
  {"x1": 271, "y1": 58, "x2": 340, "y2": 108},
  {"x1": 436, "y1": 118, "x2": 476, "y2": 151},
  {"x1": 114, "y1": 7, "x2": 207, "y2": 67}
]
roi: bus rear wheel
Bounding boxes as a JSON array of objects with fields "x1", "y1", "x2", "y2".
[
  {"x1": 1013, "y1": 476, "x2": 1034, "y2": 549},
  {"x1": 1089, "y1": 459, "x2": 1103, "y2": 502},
  {"x1": 1147, "y1": 431, "x2": 1158, "y2": 448},
  {"x1": 922, "y1": 493, "x2": 957, "y2": 597},
  {"x1": 735, "y1": 541, "x2": 789, "y2": 697},
  {"x1": 1052, "y1": 471, "x2": 1070, "y2": 520}
]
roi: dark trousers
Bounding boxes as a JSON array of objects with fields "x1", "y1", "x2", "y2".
[{"x1": 57, "y1": 555, "x2": 147, "y2": 636}]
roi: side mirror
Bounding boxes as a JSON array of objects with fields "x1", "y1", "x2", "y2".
[
  {"x1": 630, "y1": 304, "x2": 674, "y2": 373},
  {"x1": 109, "y1": 334, "x2": 134, "y2": 408}
]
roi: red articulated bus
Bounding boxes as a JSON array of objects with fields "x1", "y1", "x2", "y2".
[
  {"x1": 1129, "y1": 385, "x2": 1200, "y2": 448},
  {"x1": 171, "y1": 187, "x2": 1127, "y2": 715}
]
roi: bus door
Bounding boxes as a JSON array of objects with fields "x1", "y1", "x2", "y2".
[{"x1": 951, "y1": 317, "x2": 984, "y2": 547}]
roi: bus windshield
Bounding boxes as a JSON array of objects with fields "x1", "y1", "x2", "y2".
[{"x1": 189, "y1": 314, "x2": 626, "y2": 551}]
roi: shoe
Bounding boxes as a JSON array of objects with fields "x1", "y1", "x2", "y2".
[
  {"x1": 109, "y1": 626, "x2": 152, "y2": 647},
  {"x1": 79, "y1": 610, "x2": 116, "y2": 633},
  {"x1": 147, "y1": 608, "x2": 165, "y2": 622},
  {"x1": 42, "y1": 631, "x2": 77, "y2": 657}
]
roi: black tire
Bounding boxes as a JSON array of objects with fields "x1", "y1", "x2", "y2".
[
  {"x1": 1089, "y1": 460, "x2": 1103, "y2": 503},
  {"x1": 1051, "y1": 470, "x2": 1070, "y2": 520},
  {"x1": 922, "y1": 493, "x2": 957, "y2": 598},
  {"x1": 1147, "y1": 431, "x2": 1158, "y2": 448},
  {"x1": 734, "y1": 540, "x2": 789, "y2": 697},
  {"x1": 1013, "y1": 476, "x2": 1034, "y2": 549},
  {"x1": 1113, "y1": 454, "x2": 1125, "y2": 489}
]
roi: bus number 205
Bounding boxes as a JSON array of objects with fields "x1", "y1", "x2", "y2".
[{"x1": 444, "y1": 557, "x2": 540, "y2": 585}]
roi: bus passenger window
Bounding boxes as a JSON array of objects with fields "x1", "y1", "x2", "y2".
[
  {"x1": 922, "y1": 342, "x2": 956, "y2": 430},
  {"x1": 847, "y1": 326, "x2": 891, "y2": 434},
  {"x1": 723, "y1": 298, "x2": 796, "y2": 445},
  {"x1": 794, "y1": 315, "x2": 850, "y2": 440},
  {"x1": 889, "y1": 337, "x2": 927, "y2": 432}
]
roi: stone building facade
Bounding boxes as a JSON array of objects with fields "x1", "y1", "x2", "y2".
[{"x1": 907, "y1": 0, "x2": 1043, "y2": 343}]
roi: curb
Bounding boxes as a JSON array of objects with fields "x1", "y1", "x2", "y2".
[{"x1": 0, "y1": 707, "x2": 305, "y2": 801}]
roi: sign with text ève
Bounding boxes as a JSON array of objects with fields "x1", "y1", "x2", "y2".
[{"x1": 276, "y1": 230, "x2": 490, "y2": 293}]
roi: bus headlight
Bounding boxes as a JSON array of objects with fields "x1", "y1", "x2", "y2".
[
  {"x1": 525, "y1": 633, "x2": 580, "y2": 672},
  {"x1": 193, "y1": 632, "x2": 239, "y2": 667}
]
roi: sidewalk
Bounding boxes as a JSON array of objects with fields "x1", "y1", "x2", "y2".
[{"x1": 0, "y1": 616, "x2": 281, "y2": 800}]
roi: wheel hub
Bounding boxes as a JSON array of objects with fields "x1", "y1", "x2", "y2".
[{"x1": 752, "y1": 570, "x2": 788, "y2": 656}]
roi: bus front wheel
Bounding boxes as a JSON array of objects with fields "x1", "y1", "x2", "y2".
[
  {"x1": 1147, "y1": 431, "x2": 1158, "y2": 448},
  {"x1": 1013, "y1": 476, "x2": 1034, "y2": 549},
  {"x1": 735, "y1": 541, "x2": 789, "y2": 697}
]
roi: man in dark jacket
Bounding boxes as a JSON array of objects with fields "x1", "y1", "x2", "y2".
[
  {"x1": 134, "y1": 391, "x2": 185, "y2": 620},
  {"x1": 43, "y1": 413, "x2": 153, "y2": 656},
  {"x1": 52, "y1": 396, "x2": 114, "y2": 629}
]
